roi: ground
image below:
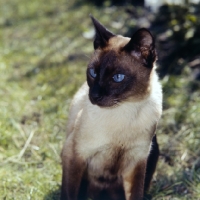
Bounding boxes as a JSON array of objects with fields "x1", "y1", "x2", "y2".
[{"x1": 0, "y1": 0, "x2": 200, "y2": 199}]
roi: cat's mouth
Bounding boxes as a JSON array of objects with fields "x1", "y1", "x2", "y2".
[{"x1": 89, "y1": 95, "x2": 120, "y2": 108}]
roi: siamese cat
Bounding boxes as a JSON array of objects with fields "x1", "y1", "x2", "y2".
[{"x1": 61, "y1": 16, "x2": 162, "y2": 200}]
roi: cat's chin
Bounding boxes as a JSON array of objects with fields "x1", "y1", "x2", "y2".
[
  {"x1": 93, "y1": 102, "x2": 119, "y2": 108},
  {"x1": 89, "y1": 96, "x2": 119, "y2": 108}
]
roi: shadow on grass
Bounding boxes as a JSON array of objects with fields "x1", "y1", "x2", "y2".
[
  {"x1": 42, "y1": 188, "x2": 153, "y2": 200},
  {"x1": 41, "y1": 168, "x2": 199, "y2": 199},
  {"x1": 44, "y1": 188, "x2": 61, "y2": 200}
]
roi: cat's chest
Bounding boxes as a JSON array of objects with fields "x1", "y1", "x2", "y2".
[{"x1": 76, "y1": 99, "x2": 156, "y2": 160}]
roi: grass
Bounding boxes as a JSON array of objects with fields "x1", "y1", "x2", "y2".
[{"x1": 0, "y1": 0, "x2": 200, "y2": 199}]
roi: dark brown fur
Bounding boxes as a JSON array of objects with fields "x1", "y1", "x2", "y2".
[
  {"x1": 87, "y1": 48, "x2": 153, "y2": 107},
  {"x1": 144, "y1": 135, "x2": 160, "y2": 192},
  {"x1": 61, "y1": 138, "x2": 87, "y2": 200},
  {"x1": 130, "y1": 160, "x2": 147, "y2": 200}
]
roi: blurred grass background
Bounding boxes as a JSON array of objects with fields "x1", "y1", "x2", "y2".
[{"x1": 0, "y1": 0, "x2": 200, "y2": 199}]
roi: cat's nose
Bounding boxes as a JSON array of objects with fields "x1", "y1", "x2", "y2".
[
  {"x1": 90, "y1": 84, "x2": 103, "y2": 102},
  {"x1": 91, "y1": 92, "x2": 103, "y2": 101}
]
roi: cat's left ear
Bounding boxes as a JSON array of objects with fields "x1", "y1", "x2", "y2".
[
  {"x1": 90, "y1": 15, "x2": 115, "y2": 50},
  {"x1": 123, "y1": 28, "x2": 156, "y2": 67}
]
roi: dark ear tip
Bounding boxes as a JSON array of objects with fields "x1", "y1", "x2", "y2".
[
  {"x1": 90, "y1": 15, "x2": 101, "y2": 27},
  {"x1": 89, "y1": 15, "x2": 115, "y2": 50},
  {"x1": 136, "y1": 28, "x2": 154, "y2": 38},
  {"x1": 137, "y1": 28, "x2": 151, "y2": 33},
  {"x1": 89, "y1": 14, "x2": 95, "y2": 22},
  {"x1": 134, "y1": 28, "x2": 155, "y2": 47}
]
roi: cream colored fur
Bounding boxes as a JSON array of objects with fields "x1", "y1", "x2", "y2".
[{"x1": 63, "y1": 66, "x2": 162, "y2": 193}]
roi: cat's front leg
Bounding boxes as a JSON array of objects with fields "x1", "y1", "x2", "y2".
[
  {"x1": 122, "y1": 160, "x2": 147, "y2": 200},
  {"x1": 60, "y1": 140, "x2": 86, "y2": 200}
]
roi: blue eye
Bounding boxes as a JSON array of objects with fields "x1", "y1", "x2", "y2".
[
  {"x1": 89, "y1": 68, "x2": 97, "y2": 78},
  {"x1": 113, "y1": 74, "x2": 125, "y2": 82}
]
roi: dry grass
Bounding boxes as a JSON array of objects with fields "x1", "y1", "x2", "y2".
[{"x1": 0, "y1": 0, "x2": 200, "y2": 199}]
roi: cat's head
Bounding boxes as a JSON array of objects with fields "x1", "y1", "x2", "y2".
[{"x1": 87, "y1": 16, "x2": 157, "y2": 107}]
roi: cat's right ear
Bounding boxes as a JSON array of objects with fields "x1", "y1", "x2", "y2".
[
  {"x1": 90, "y1": 15, "x2": 115, "y2": 50},
  {"x1": 123, "y1": 28, "x2": 156, "y2": 67}
]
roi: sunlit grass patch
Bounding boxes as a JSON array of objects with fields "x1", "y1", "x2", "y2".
[{"x1": 0, "y1": 0, "x2": 200, "y2": 199}]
